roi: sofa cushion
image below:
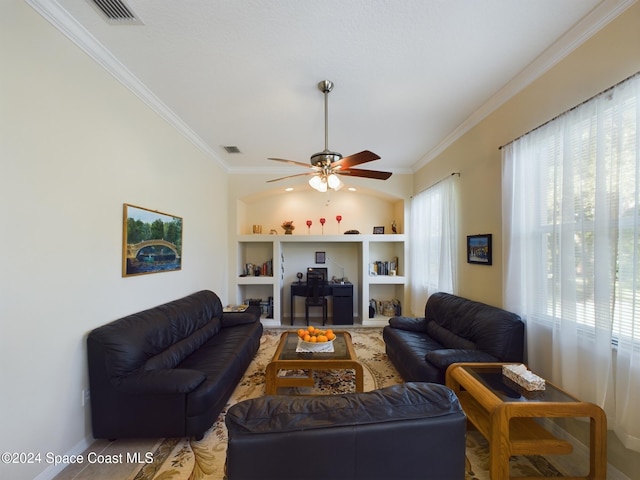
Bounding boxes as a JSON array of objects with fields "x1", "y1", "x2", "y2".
[
  {"x1": 426, "y1": 292, "x2": 524, "y2": 362},
  {"x1": 116, "y1": 369, "x2": 206, "y2": 394},
  {"x1": 144, "y1": 319, "x2": 221, "y2": 370},
  {"x1": 425, "y1": 349, "x2": 498, "y2": 370},
  {"x1": 226, "y1": 383, "x2": 462, "y2": 434},
  {"x1": 425, "y1": 321, "x2": 476, "y2": 350},
  {"x1": 382, "y1": 326, "x2": 444, "y2": 383},
  {"x1": 388, "y1": 316, "x2": 428, "y2": 332},
  {"x1": 89, "y1": 290, "x2": 224, "y2": 379}
]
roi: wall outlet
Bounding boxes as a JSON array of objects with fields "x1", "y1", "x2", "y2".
[{"x1": 82, "y1": 388, "x2": 90, "y2": 407}]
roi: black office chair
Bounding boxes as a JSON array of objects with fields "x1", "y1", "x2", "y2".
[{"x1": 305, "y1": 273, "x2": 327, "y2": 325}]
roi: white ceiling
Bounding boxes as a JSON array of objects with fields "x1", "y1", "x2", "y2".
[{"x1": 30, "y1": 0, "x2": 633, "y2": 182}]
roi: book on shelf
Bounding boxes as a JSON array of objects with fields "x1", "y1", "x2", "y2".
[{"x1": 370, "y1": 256, "x2": 399, "y2": 276}]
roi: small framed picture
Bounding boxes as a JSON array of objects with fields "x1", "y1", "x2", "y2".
[
  {"x1": 467, "y1": 234, "x2": 492, "y2": 265},
  {"x1": 315, "y1": 251, "x2": 326, "y2": 264},
  {"x1": 373, "y1": 226, "x2": 385, "y2": 234}
]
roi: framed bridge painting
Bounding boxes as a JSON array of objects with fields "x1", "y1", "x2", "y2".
[{"x1": 122, "y1": 204, "x2": 183, "y2": 277}]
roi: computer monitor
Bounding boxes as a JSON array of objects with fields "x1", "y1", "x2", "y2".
[{"x1": 307, "y1": 267, "x2": 328, "y2": 284}]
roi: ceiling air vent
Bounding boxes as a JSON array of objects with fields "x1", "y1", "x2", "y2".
[
  {"x1": 224, "y1": 146, "x2": 241, "y2": 154},
  {"x1": 89, "y1": 0, "x2": 140, "y2": 23}
]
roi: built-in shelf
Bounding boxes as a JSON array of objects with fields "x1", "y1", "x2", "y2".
[{"x1": 231, "y1": 234, "x2": 407, "y2": 326}]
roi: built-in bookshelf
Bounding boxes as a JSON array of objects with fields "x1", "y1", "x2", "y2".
[{"x1": 233, "y1": 234, "x2": 407, "y2": 326}]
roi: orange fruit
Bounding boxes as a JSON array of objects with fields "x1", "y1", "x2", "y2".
[
  {"x1": 325, "y1": 329, "x2": 334, "y2": 336},
  {"x1": 327, "y1": 332, "x2": 336, "y2": 341},
  {"x1": 297, "y1": 329, "x2": 306, "y2": 338},
  {"x1": 317, "y1": 335, "x2": 328, "y2": 342},
  {"x1": 303, "y1": 334, "x2": 311, "y2": 342},
  {"x1": 310, "y1": 336, "x2": 317, "y2": 342}
]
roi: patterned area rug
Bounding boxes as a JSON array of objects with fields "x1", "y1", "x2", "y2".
[{"x1": 127, "y1": 328, "x2": 564, "y2": 480}]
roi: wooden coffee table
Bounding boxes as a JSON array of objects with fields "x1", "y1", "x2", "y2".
[
  {"x1": 446, "y1": 363, "x2": 606, "y2": 480},
  {"x1": 265, "y1": 331, "x2": 364, "y2": 395}
]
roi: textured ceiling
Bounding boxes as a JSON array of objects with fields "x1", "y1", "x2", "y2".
[{"x1": 31, "y1": 0, "x2": 632, "y2": 184}]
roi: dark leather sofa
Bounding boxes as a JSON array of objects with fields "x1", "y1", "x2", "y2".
[
  {"x1": 383, "y1": 292, "x2": 524, "y2": 384},
  {"x1": 87, "y1": 290, "x2": 262, "y2": 440},
  {"x1": 225, "y1": 382, "x2": 466, "y2": 480}
]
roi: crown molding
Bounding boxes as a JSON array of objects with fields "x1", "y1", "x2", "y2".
[
  {"x1": 412, "y1": 0, "x2": 638, "y2": 172},
  {"x1": 25, "y1": 0, "x2": 228, "y2": 171}
]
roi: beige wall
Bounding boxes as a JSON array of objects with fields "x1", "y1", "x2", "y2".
[
  {"x1": 414, "y1": 1, "x2": 640, "y2": 310},
  {"x1": 228, "y1": 173, "x2": 411, "y2": 237},
  {"x1": 0, "y1": 2, "x2": 229, "y2": 479},
  {"x1": 413, "y1": 3, "x2": 640, "y2": 477}
]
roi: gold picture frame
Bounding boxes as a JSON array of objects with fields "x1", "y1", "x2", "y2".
[{"x1": 122, "y1": 204, "x2": 183, "y2": 277}]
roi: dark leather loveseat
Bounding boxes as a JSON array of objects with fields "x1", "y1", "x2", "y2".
[
  {"x1": 225, "y1": 382, "x2": 466, "y2": 480},
  {"x1": 87, "y1": 290, "x2": 263, "y2": 440},
  {"x1": 383, "y1": 292, "x2": 524, "y2": 384}
]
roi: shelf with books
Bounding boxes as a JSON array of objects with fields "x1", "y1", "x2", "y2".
[{"x1": 232, "y1": 233, "x2": 407, "y2": 326}]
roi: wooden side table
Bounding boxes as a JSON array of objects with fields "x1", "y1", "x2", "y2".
[
  {"x1": 265, "y1": 331, "x2": 363, "y2": 395},
  {"x1": 446, "y1": 363, "x2": 606, "y2": 480}
]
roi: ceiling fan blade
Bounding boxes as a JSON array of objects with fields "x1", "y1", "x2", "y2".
[
  {"x1": 333, "y1": 150, "x2": 381, "y2": 170},
  {"x1": 268, "y1": 158, "x2": 313, "y2": 168},
  {"x1": 266, "y1": 172, "x2": 315, "y2": 183},
  {"x1": 338, "y1": 168, "x2": 392, "y2": 180}
]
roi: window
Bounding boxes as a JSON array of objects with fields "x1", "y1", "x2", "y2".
[
  {"x1": 503, "y1": 72, "x2": 640, "y2": 451},
  {"x1": 409, "y1": 174, "x2": 457, "y2": 314}
]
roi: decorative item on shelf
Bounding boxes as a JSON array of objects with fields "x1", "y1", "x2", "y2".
[
  {"x1": 269, "y1": 229, "x2": 277, "y2": 235},
  {"x1": 252, "y1": 224, "x2": 262, "y2": 234},
  {"x1": 296, "y1": 272, "x2": 303, "y2": 284},
  {"x1": 336, "y1": 215, "x2": 342, "y2": 233},
  {"x1": 391, "y1": 220, "x2": 397, "y2": 234},
  {"x1": 306, "y1": 219, "x2": 312, "y2": 234},
  {"x1": 319, "y1": 217, "x2": 326, "y2": 234},
  {"x1": 373, "y1": 226, "x2": 384, "y2": 234},
  {"x1": 344, "y1": 229, "x2": 359, "y2": 234},
  {"x1": 281, "y1": 221, "x2": 295, "y2": 235}
]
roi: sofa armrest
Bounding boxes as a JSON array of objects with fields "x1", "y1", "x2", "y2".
[
  {"x1": 117, "y1": 369, "x2": 206, "y2": 394},
  {"x1": 222, "y1": 305, "x2": 261, "y2": 327},
  {"x1": 425, "y1": 349, "x2": 498, "y2": 370},
  {"x1": 388, "y1": 316, "x2": 428, "y2": 332}
]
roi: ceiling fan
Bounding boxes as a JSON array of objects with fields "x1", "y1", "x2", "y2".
[{"x1": 267, "y1": 80, "x2": 392, "y2": 192}]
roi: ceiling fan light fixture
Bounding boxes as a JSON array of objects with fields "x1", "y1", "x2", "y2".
[
  {"x1": 309, "y1": 175, "x2": 327, "y2": 192},
  {"x1": 327, "y1": 174, "x2": 341, "y2": 190}
]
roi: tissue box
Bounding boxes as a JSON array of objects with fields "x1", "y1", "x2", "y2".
[{"x1": 502, "y1": 364, "x2": 545, "y2": 391}]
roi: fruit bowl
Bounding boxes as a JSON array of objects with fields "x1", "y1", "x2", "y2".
[
  {"x1": 296, "y1": 336, "x2": 336, "y2": 352},
  {"x1": 295, "y1": 327, "x2": 336, "y2": 352}
]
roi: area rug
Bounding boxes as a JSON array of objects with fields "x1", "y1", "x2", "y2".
[{"x1": 127, "y1": 328, "x2": 564, "y2": 480}]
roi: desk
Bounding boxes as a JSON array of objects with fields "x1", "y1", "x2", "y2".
[{"x1": 290, "y1": 282, "x2": 353, "y2": 325}]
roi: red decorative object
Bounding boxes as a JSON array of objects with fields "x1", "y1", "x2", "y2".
[
  {"x1": 320, "y1": 217, "x2": 326, "y2": 234},
  {"x1": 336, "y1": 215, "x2": 342, "y2": 233},
  {"x1": 306, "y1": 220, "x2": 312, "y2": 234}
]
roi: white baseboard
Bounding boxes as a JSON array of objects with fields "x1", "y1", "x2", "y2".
[{"x1": 32, "y1": 435, "x2": 93, "y2": 480}]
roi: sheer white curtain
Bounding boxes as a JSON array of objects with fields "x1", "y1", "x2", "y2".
[
  {"x1": 503, "y1": 72, "x2": 640, "y2": 451},
  {"x1": 409, "y1": 175, "x2": 457, "y2": 315}
]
